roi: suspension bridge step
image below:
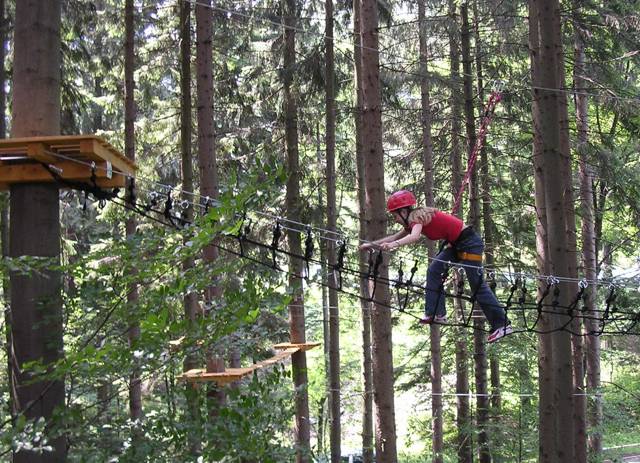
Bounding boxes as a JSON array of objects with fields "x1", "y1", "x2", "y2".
[
  {"x1": 178, "y1": 344, "x2": 319, "y2": 385},
  {"x1": 273, "y1": 342, "x2": 321, "y2": 352}
]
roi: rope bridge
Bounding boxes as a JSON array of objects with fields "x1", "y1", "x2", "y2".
[{"x1": 99, "y1": 185, "x2": 639, "y2": 339}]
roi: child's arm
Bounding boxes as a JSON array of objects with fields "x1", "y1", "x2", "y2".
[
  {"x1": 380, "y1": 223, "x2": 422, "y2": 250},
  {"x1": 359, "y1": 229, "x2": 408, "y2": 250}
]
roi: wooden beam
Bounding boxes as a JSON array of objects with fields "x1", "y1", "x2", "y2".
[
  {"x1": 79, "y1": 138, "x2": 135, "y2": 176},
  {"x1": 26, "y1": 143, "x2": 57, "y2": 163},
  {"x1": 0, "y1": 135, "x2": 135, "y2": 176},
  {"x1": 0, "y1": 161, "x2": 112, "y2": 184},
  {"x1": 95, "y1": 177, "x2": 126, "y2": 188}
]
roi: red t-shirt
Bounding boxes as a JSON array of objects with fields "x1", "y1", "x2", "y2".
[{"x1": 408, "y1": 211, "x2": 464, "y2": 242}]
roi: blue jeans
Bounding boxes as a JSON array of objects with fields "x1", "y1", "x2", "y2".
[{"x1": 425, "y1": 229, "x2": 507, "y2": 330}]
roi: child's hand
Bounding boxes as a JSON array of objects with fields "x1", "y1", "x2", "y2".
[
  {"x1": 359, "y1": 242, "x2": 373, "y2": 251},
  {"x1": 380, "y1": 241, "x2": 398, "y2": 251}
]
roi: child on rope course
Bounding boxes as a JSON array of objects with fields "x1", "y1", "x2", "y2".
[{"x1": 359, "y1": 190, "x2": 513, "y2": 343}]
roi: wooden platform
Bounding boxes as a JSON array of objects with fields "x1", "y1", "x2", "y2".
[
  {"x1": 179, "y1": 342, "x2": 320, "y2": 385},
  {"x1": 0, "y1": 135, "x2": 136, "y2": 190},
  {"x1": 273, "y1": 341, "x2": 322, "y2": 352}
]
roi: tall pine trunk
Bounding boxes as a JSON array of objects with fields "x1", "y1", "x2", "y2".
[
  {"x1": 529, "y1": 3, "x2": 556, "y2": 461},
  {"x1": 124, "y1": 0, "x2": 142, "y2": 427},
  {"x1": 417, "y1": 0, "x2": 442, "y2": 460},
  {"x1": 532, "y1": 0, "x2": 575, "y2": 460},
  {"x1": 10, "y1": 1, "x2": 65, "y2": 461},
  {"x1": 324, "y1": 0, "x2": 341, "y2": 459},
  {"x1": 181, "y1": 0, "x2": 198, "y2": 368},
  {"x1": 472, "y1": 0, "x2": 502, "y2": 419},
  {"x1": 448, "y1": 1, "x2": 472, "y2": 460},
  {"x1": 180, "y1": 1, "x2": 202, "y2": 455},
  {"x1": 0, "y1": 0, "x2": 12, "y2": 428},
  {"x1": 316, "y1": 130, "x2": 329, "y2": 458},
  {"x1": 360, "y1": 0, "x2": 398, "y2": 459},
  {"x1": 550, "y1": 8, "x2": 586, "y2": 459},
  {"x1": 195, "y1": 0, "x2": 225, "y2": 413},
  {"x1": 574, "y1": 7, "x2": 602, "y2": 458},
  {"x1": 461, "y1": 4, "x2": 490, "y2": 462},
  {"x1": 282, "y1": 0, "x2": 312, "y2": 459},
  {"x1": 353, "y1": 2, "x2": 374, "y2": 460}
]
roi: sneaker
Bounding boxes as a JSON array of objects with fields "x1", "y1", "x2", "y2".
[
  {"x1": 419, "y1": 314, "x2": 447, "y2": 325},
  {"x1": 487, "y1": 324, "x2": 514, "y2": 343}
]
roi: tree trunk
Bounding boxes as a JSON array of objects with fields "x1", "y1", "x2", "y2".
[
  {"x1": 532, "y1": 0, "x2": 575, "y2": 461},
  {"x1": 180, "y1": 1, "x2": 202, "y2": 455},
  {"x1": 181, "y1": 0, "x2": 198, "y2": 368},
  {"x1": 353, "y1": 2, "x2": 374, "y2": 460},
  {"x1": 195, "y1": 0, "x2": 225, "y2": 412},
  {"x1": 360, "y1": 0, "x2": 398, "y2": 459},
  {"x1": 324, "y1": 0, "x2": 341, "y2": 460},
  {"x1": 124, "y1": 0, "x2": 142, "y2": 427},
  {"x1": 417, "y1": 0, "x2": 442, "y2": 460},
  {"x1": 448, "y1": 1, "x2": 472, "y2": 461},
  {"x1": 10, "y1": 2, "x2": 65, "y2": 462},
  {"x1": 461, "y1": 4, "x2": 490, "y2": 462},
  {"x1": 529, "y1": 4, "x2": 557, "y2": 461},
  {"x1": 316, "y1": 129, "x2": 330, "y2": 458},
  {"x1": 472, "y1": 0, "x2": 501, "y2": 419},
  {"x1": 0, "y1": 0, "x2": 12, "y2": 427},
  {"x1": 574, "y1": 7, "x2": 602, "y2": 458},
  {"x1": 282, "y1": 0, "x2": 312, "y2": 460},
  {"x1": 550, "y1": 8, "x2": 586, "y2": 460}
]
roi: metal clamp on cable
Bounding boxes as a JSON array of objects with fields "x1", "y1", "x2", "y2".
[
  {"x1": 303, "y1": 226, "x2": 314, "y2": 280},
  {"x1": 503, "y1": 278, "x2": 520, "y2": 321},
  {"x1": 126, "y1": 177, "x2": 136, "y2": 207},
  {"x1": 270, "y1": 219, "x2": 282, "y2": 269},
  {"x1": 164, "y1": 189, "x2": 175, "y2": 226},
  {"x1": 518, "y1": 278, "x2": 528, "y2": 306},
  {"x1": 398, "y1": 260, "x2": 418, "y2": 313},
  {"x1": 394, "y1": 262, "x2": 405, "y2": 312},
  {"x1": 333, "y1": 240, "x2": 347, "y2": 290},
  {"x1": 236, "y1": 213, "x2": 252, "y2": 257},
  {"x1": 594, "y1": 286, "x2": 617, "y2": 336},
  {"x1": 145, "y1": 191, "x2": 159, "y2": 212},
  {"x1": 369, "y1": 250, "x2": 384, "y2": 301}
]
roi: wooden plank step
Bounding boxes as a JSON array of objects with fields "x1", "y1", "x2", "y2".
[
  {"x1": 178, "y1": 346, "x2": 307, "y2": 385},
  {"x1": 273, "y1": 342, "x2": 321, "y2": 352}
]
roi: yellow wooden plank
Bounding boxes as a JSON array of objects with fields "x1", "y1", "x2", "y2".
[
  {"x1": 0, "y1": 134, "x2": 108, "y2": 148},
  {"x1": 273, "y1": 342, "x2": 321, "y2": 352},
  {"x1": 179, "y1": 348, "x2": 300, "y2": 385},
  {"x1": 179, "y1": 367, "x2": 255, "y2": 385},
  {"x1": 0, "y1": 135, "x2": 97, "y2": 152}
]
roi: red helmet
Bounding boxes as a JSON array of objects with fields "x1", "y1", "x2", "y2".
[{"x1": 387, "y1": 190, "x2": 416, "y2": 212}]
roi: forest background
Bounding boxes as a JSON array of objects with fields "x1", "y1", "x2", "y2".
[{"x1": 0, "y1": 0, "x2": 639, "y2": 462}]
